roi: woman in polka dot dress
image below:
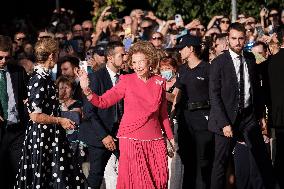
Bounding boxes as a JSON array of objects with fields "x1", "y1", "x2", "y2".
[{"x1": 15, "y1": 38, "x2": 85, "y2": 188}]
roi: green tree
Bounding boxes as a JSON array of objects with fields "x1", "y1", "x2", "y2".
[
  {"x1": 149, "y1": 0, "x2": 283, "y2": 24},
  {"x1": 91, "y1": 0, "x2": 126, "y2": 26}
]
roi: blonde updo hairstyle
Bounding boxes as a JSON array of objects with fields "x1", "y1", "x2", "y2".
[
  {"x1": 34, "y1": 38, "x2": 58, "y2": 64},
  {"x1": 127, "y1": 41, "x2": 159, "y2": 71}
]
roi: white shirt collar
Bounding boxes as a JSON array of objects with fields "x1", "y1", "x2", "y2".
[
  {"x1": 106, "y1": 64, "x2": 118, "y2": 78},
  {"x1": 229, "y1": 48, "x2": 244, "y2": 60},
  {"x1": 34, "y1": 65, "x2": 50, "y2": 78},
  {"x1": 2, "y1": 65, "x2": 8, "y2": 71}
]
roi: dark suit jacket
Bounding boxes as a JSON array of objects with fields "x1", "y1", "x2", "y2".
[
  {"x1": 80, "y1": 66, "x2": 119, "y2": 147},
  {"x1": 0, "y1": 63, "x2": 28, "y2": 139},
  {"x1": 208, "y1": 50, "x2": 264, "y2": 135},
  {"x1": 268, "y1": 48, "x2": 284, "y2": 128},
  {"x1": 73, "y1": 80, "x2": 83, "y2": 102}
]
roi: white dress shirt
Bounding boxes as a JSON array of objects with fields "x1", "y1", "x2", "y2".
[
  {"x1": 4, "y1": 66, "x2": 19, "y2": 124},
  {"x1": 106, "y1": 65, "x2": 118, "y2": 86},
  {"x1": 229, "y1": 49, "x2": 251, "y2": 108}
]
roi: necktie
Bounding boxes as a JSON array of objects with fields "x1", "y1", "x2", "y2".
[
  {"x1": 0, "y1": 69, "x2": 8, "y2": 120},
  {"x1": 238, "y1": 56, "x2": 245, "y2": 111},
  {"x1": 114, "y1": 74, "x2": 123, "y2": 122},
  {"x1": 114, "y1": 74, "x2": 119, "y2": 85}
]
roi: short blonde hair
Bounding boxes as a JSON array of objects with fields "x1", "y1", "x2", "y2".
[
  {"x1": 127, "y1": 41, "x2": 159, "y2": 69},
  {"x1": 34, "y1": 38, "x2": 58, "y2": 63}
]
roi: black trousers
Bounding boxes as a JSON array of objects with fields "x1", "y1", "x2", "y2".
[
  {"x1": 87, "y1": 144, "x2": 119, "y2": 189},
  {"x1": 179, "y1": 110, "x2": 214, "y2": 189},
  {"x1": 0, "y1": 123, "x2": 25, "y2": 189},
  {"x1": 274, "y1": 129, "x2": 284, "y2": 188},
  {"x1": 210, "y1": 108, "x2": 275, "y2": 189}
]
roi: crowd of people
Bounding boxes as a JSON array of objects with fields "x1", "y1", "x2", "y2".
[{"x1": 0, "y1": 4, "x2": 284, "y2": 189}]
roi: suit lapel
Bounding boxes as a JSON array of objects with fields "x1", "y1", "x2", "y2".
[
  {"x1": 225, "y1": 51, "x2": 238, "y2": 90},
  {"x1": 7, "y1": 64, "x2": 19, "y2": 106},
  {"x1": 101, "y1": 66, "x2": 117, "y2": 119},
  {"x1": 102, "y1": 67, "x2": 113, "y2": 89}
]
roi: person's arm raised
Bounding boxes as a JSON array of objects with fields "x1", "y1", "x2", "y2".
[{"x1": 77, "y1": 69, "x2": 126, "y2": 109}]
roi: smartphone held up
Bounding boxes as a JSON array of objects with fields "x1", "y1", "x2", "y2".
[
  {"x1": 175, "y1": 14, "x2": 183, "y2": 27},
  {"x1": 79, "y1": 60, "x2": 88, "y2": 73}
]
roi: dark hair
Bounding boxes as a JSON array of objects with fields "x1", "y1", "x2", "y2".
[
  {"x1": 192, "y1": 45, "x2": 203, "y2": 59},
  {"x1": 220, "y1": 16, "x2": 231, "y2": 22},
  {"x1": 0, "y1": 35, "x2": 12, "y2": 52},
  {"x1": 215, "y1": 33, "x2": 228, "y2": 41},
  {"x1": 55, "y1": 75, "x2": 75, "y2": 91},
  {"x1": 105, "y1": 41, "x2": 124, "y2": 57},
  {"x1": 57, "y1": 56, "x2": 80, "y2": 68},
  {"x1": 228, "y1": 22, "x2": 246, "y2": 34},
  {"x1": 252, "y1": 41, "x2": 268, "y2": 50},
  {"x1": 165, "y1": 49, "x2": 182, "y2": 65},
  {"x1": 277, "y1": 25, "x2": 284, "y2": 45}
]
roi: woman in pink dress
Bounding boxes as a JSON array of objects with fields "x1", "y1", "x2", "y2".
[{"x1": 77, "y1": 41, "x2": 174, "y2": 189}]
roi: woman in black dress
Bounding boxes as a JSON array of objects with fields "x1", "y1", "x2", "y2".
[{"x1": 15, "y1": 38, "x2": 85, "y2": 188}]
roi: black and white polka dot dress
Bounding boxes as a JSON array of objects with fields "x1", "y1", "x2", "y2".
[{"x1": 15, "y1": 66, "x2": 85, "y2": 188}]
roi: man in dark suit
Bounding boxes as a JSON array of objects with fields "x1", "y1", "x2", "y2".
[
  {"x1": 268, "y1": 25, "x2": 284, "y2": 188},
  {"x1": 58, "y1": 56, "x2": 82, "y2": 101},
  {"x1": 0, "y1": 35, "x2": 28, "y2": 188},
  {"x1": 209, "y1": 23, "x2": 274, "y2": 189},
  {"x1": 80, "y1": 41, "x2": 125, "y2": 189}
]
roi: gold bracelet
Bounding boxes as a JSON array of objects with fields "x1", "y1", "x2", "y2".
[{"x1": 84, "y1": 88, "x2": 92, "y2": 96}]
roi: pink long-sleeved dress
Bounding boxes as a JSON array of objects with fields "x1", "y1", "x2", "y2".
[{"x1": 88, "y1": 73, "x2": 174, "y2": 189}]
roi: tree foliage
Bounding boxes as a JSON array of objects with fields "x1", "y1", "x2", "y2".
[
  {"x1": 91, "y1": 0, "x2": 126, "y2": 24},
  {"x1": 149, "y1": 0, "x2": 284, "y2": 24},
  {"x1": 90, "y1": 0, "x2": 284, "y2": 25}
]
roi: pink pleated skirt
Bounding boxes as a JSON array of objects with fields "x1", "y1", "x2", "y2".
[{"x1": 116, "y1": 138, "x2": 169, "y2": 189}]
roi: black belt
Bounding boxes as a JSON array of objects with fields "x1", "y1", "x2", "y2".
[{"x1": 185, "y1": 100, "x2": 210, "y2": 111}]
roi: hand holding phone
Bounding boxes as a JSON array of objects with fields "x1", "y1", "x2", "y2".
[
  {"x1": 255, "y1": 26, "x2": 265, "y2": 37},
  {"x1": 79, "y1": 60, "x2": 88, "y2": 73},
  {"x1": 175, "y1": 14, "x2": 184, "y2": 28}
]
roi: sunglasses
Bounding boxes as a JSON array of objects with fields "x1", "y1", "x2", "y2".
[
  {"x1": 269, "y1": 13, "x2": 278, "y2": 17},
  {"x1": 83, "y1": 27, "x2": 94, "y2": 32},
  {"x1": 152, "y1": 36, "x2": 162, "y2": 40},
  {"x1": 16, "y1": 37, "x2": 26, "y2": 41},
  {"x1": 221, "y1": 20, "x2": 230, "y2": 24},
  {"x1": 190, "y1": 28, "x2": 206, "y2": 32},
  {"x1": 55, "y1": 36, "x2": 66, "y2": 40},
  {"x1": 0, "y1": 56, "x2": 11, "y2": 61},
  {"x1": 39, "y1": 36, "x2": 52, "y2": 39}
]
